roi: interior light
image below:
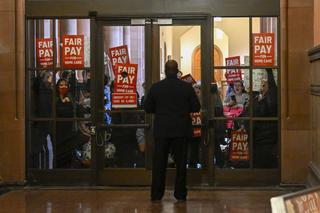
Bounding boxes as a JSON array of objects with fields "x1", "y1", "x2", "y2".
[
  {"x1": 216, "y1": 29, "x2": 223, "y2": 40},
  {"x1": 214, "y1": 17, "x2": 222, "y2": 22}
]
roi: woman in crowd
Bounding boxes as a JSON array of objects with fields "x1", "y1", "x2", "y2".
[
  {"x1": 253, "y1": 68, "x2": 278, "y2": 168},
  {"x1": 55, "y1": 78, "x2": 90, "y2": 168},
  {"x1": 224, "y1": 80, "x2": 249, "y2": 109}
]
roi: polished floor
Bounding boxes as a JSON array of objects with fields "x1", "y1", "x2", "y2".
[{"x1": 0, "y1": 187, "x2": 293, "y2": 213}]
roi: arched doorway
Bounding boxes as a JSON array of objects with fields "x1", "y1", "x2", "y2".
[{"x1": 192, "y1": 46, "x2": 223, "y2": 82}]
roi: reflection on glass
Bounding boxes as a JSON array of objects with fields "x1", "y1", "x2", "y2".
[
  {"x1": 213, "y1": 18, "x2": 250, "y2": 66},
  {"x1": 253, "y1": 121, "x2": 278, "y2": 168},
  {"x1": 30, "y1": 121, "x2": 53, "y2": 169},
  {"x1": 252, "y1": 69, "x2": 278, "y2": 117}
]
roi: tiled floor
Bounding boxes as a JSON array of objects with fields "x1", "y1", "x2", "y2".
[{"x1": 0, "y1": 188, "x2": 293, "y2": 213}]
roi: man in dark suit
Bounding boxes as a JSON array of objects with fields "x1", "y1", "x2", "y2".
[{"x1": 144, "y1": 60, "x2": 201, "y2": 202}]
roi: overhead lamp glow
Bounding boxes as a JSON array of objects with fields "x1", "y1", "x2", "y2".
[
  {"x1": 216, "y1": 29, "x2": 223, "y2": 40},
  {"x1": 214, "y1": 17, "x2": 222, "y2": 22}
]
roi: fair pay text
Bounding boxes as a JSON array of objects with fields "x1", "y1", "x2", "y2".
[
  {"x1": 110, "y1": 48, "x2": 129, "y2": 65},
  {"x1": 117, "y1": 65, "x2": 136, "y2": 84},
  {"x1": 38, "y1": 40, "x2": 53, "y2": 57},
  {"x1": 64, "y1": 37, "x2": 82, "y2": 56},
  {"x1": 254, "y1": 35, "x2": 273, "y2": 54},
  {"x1": 232, "y1": 133, "x2": 248, "y2": 151}
]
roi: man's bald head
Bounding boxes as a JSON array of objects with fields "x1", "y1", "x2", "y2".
[{"x1": 165, "y1": 60, "x2": 179, "y2": 77}]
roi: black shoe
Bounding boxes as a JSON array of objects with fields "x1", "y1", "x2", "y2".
[{"x1": 174, "y1": 195, "x2": 186, "y2": 202}]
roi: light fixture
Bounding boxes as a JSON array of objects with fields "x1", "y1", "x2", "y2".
[{"x1": 214, "y1": 17, "x2": 222, "y2": 22}]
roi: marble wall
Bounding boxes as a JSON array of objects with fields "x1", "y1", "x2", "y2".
[
  {"x1": 0, "y1": 0, "x2": 25, "y2": 183},
  {"x1": 280, "y1": 0, "x2": 314, "y2": 183},
  {"x1": 315, "y1": 0, "x2": 320, "y2": 45}
]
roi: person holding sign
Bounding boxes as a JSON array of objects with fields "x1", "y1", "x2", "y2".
[
  {"x1": 223, "y1": 80, "x2": 249, "y2": 109},
  {"x1": 144, "y1": 60, "x2": 200, "y2": 202},
  {"x1": 223, "y1": 80, "x2": 249, "y2": 131}
]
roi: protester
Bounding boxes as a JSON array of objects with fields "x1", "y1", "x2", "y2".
[{"x1": 253, "y1": 68, "x2": 278, "y2": 168}]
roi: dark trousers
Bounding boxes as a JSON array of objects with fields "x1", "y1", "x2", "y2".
[{"x1": 151, "y1": 137, "x2": 187, "y2": 200}]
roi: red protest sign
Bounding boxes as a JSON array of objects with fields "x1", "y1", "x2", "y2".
[
  {"x1": 191, "y1": 112, "x2": 201, "y2": 137},
  {"x1": 230, "y1": 130, "x2": 249, "y2": 161},
  {"x1": 112, "y1": 93, "x2": 137, "y2": 108},
  {"x1": 108, "y1": 45, "x2": 130, "y2": 74},
  {"x1": 36, "y1": 38, "x2": 54, "y2": 68},
  {"x1": 225, "y1": 56, "x2": 242, "y2": 84},
  {"x1": 181, "y1": 74, "x2": 196, "y2": 85},
  {"x1": 114, "y1": 64, "x2": 138, "y2": 93},
  {"x1": 62, "y1": 35, "x2": 84, "y2": 68},
  {"x1": 252, "y1": 33, "x2": 275, "y2": 66}
]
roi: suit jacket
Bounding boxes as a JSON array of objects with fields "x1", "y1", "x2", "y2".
[{"x1": 144, "y1": 76, "x2": 201, "y2": 138}]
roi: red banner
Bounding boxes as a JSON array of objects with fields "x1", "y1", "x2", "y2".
[
  {"x1": 181, "y1": 74, "x2": 196, "y2": 85},
  {"x1": 191, "y1": 112, "x2": 201, "y2": 137},
  {"x1": 108, "y1": 45, "x2": 130, "y2": 74},
  {"x1": 114, "y1": 63, "x2": 138, "y2": 93},
  {"x1": 225, "y1": 56, "x2": 242, "y2": 84},
  {"x1": 252, "y1": 33, "x2": 275, "y2": 66},
  {"x1": 62, "y1": 35, "x2": 84, "y2": 68},
  {"x1": 36, "y1": 38, "x2": 54, "y2": 68},
  {"x1": 230, "y1": 130, "x2": 249, "y2": 161},
  {"x1": 112, "y1": 93, "x2": 137, "y2": 108}
]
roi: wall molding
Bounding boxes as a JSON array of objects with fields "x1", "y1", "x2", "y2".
[
  {"x1": 307, "y1": 162, "x2": 320, "y2": 187},
  {"x1": 308, "y1": 45, "x2": 320, "y2": 62}
]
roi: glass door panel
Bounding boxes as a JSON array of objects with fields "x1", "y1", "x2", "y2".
[
  {"x1": 159, "y1": 25, "x2": 205, "y2": 169},
  {"x1": 212, "y1": 16, "x2": 280, "y2": 186},
  {"x1": 102, "y1": 25, "x2": 146, "y2": 168}
]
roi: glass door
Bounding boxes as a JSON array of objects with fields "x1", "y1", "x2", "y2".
[
  {"x1": 95, "y1": 17, "x2": 211, "y2": 186},
  {"x1": 95, "y1": 19, "x2": 151, "y2": 185},
  {"x1": 211, "y1": 17, "x2": 280, "y2": 186},
  {"x1": 153, "y1": 18, "x2": 212, "y2": 186},
  {"x1": 26, "y1": 18, "x2": 95, "y2": 184}
]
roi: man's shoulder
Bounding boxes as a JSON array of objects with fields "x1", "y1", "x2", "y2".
[
  {"x1": 151, "y1": 78, "x2": 193, "y2": 89},
  {"x1": 150, "y1": 79, "x2": 165, "y2": 88}
]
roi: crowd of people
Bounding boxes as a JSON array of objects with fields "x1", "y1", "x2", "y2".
[
  {"x1": 30, "y1": 66, "x2": 278, "y2": 170},
  {"x1": 31, "y1": 69, "x2": 146, "y2": 169},
  {"x1": 165, "y1": 67, "x2": 278, "y2": 169}
]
